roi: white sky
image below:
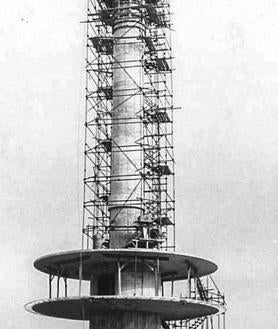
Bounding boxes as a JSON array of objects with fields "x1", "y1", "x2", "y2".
[{"x1": 0, "y1": 0, "x2": 278, "y2": 328}]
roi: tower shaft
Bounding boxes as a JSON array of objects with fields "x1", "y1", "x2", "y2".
[{"x1": 110, "y1": 0, "x2": 145, "y2": 248}]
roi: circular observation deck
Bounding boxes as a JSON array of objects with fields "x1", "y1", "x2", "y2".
[
  {"x1": 34, "y1": 249, "x2": 217, "y2": 281},
  {"x1": 26, "y1": 296, "x2": 220, "y2": 321}
]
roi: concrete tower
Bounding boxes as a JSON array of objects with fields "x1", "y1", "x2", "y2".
[{"x1": 26, "y1": 1, "x2": 226, "y2": 329}]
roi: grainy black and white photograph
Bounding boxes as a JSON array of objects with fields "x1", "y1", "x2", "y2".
[{"x1": 0, "y1": 1, "x2": 277, "y2": 328}]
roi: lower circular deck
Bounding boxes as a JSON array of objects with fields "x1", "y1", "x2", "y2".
[
  {"x1": 26, "y1": 296, "x2": 219, "y2": 321},
  {"x1": 34, "y1": 249, "x2": 217, "y2": 281}
]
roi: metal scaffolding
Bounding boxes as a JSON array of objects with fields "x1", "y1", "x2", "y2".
[
  {"x1": 80, "y1": 2, "x2": 226, "y2": 329},
  {"x1": 83, "y1": 0, "x2": 175, "y2": 251}
]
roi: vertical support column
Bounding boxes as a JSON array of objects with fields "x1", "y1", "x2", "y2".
[
  {"x1": 194, "y1": 278, "x2": 197, "y2": 300},
  {"x1": 48, "y1": 274, "x2": 54, "y2": 299},
  {"x1": 154, "y1": 258, "x2": 159, "y2": 296},
  {"x1": 117, "y1": 260, "x2": 122, "y2": 295},
  {"x1": 171, "y1": 274, "x2": 174, "y2": 297},
  {"x1": 64, "y1": 278, "x2": 68, "y2": 298},
  {"x1": 141, "y1": 259, "x2": 144, "y2": 296},
  {"x1": 187, "y1": 266, "x2": 191, "y2": 298},
  {"x1": 57, "y1": 276, "x2": 60, "y2": 298}
]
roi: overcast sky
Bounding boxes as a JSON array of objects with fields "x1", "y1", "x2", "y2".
[{"x1": 0, "y1": 0, "x2": 277, "y2": 328}]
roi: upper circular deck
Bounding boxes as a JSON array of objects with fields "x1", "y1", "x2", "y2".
[{"x1": 34, "y1": 249, "x2": 217, "y2": 281}]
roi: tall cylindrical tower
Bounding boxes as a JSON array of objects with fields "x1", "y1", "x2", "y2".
[
  {"x1": 109, "y1": 0, "x2": 145, "y2": 248},
  {"x1": 26, "y1": 2, "x2": 226, "y2": 329}
]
